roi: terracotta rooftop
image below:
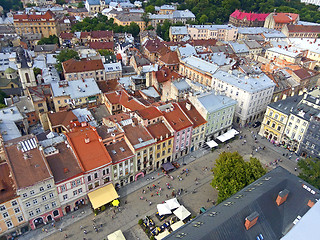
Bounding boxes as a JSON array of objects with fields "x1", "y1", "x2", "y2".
[
  {"x1": 90, "y1": 30, "x2": 113, "y2": 39},
  {"x1": 47, "y1": 111, "x2": 77, "y2": 129},
  {"x1": 105, "y1": 91, "x2": 121, "y2": 104},
  {"x1": 287, "y1": 24, "x2": 320, "y2": 33},
  {"x1": 5, "y1": 135, "x2": 52, "y2": 189},
  {"x1": 159, "y1": 51, "x2": 179, "y2": 65},
  {"x1": 122, "y1": 122, "x2": 154, "y2": 149},
  {"x1": 147, "y1": 122, "x2": 172, "y2": 140},
  {"x1": 62, "y1": 58, "x2": 104, "y2": 73},
  {"x1": 105, "y1": 140, "x2": 134, "y2": 164},
  {"x1": 13, "y1": 10, "x2": 55, "y2": 22},
  {"x1": 97, "y1": 79, "x2": 120, "y2": 93},
  {"x1": 60, "y1": 32, "x2": 74, "y2": 40},
  {"x1": 119, "y1": 90, "x2": 146, "y2": 111},
  {"x1": 136, "y1": 106, "x2": 162, "y2": 120},
  {"x1": 45, "y1": 142, "x2": 83, "y2": 183},
  {"x1": 143, "y1": 39, "x2": 168, "y2": 54},
  {"x1": 104, "y1": 112, "x2": 131, "y2": 124},
  {"x1": 80, "y1": 32, "x2": 91, "y2": 38},
  {"x1": 155, "y1": 66, "x2": 182, "y2": 83},
  {"x1": 272, "y1": 12, "x2": 299, "y2": 23},
  {"x1": 66, "y1": 126, "x2": 112, "y2": 172},
  {"x1": 89, "y1": 41, "x2": 114, "y2": 50},
  {"x1": 293, "y1": 68, "x2": 318, "y2": 80},
  {"x1": 0, "y1": 162, "x2": 16, "y2": 203},
  {"x1": 96, "y1": 125, "x2": 123, "y2": 141},
  {"x1": 178, "y1": 100, "x2": 207, "y2": 128},
  {"x1": 162, "y1": 103, "x2": 193, "y2": 131},
  {"x1": 230, "y1": 10, "x2": 269, "y2": 21}
]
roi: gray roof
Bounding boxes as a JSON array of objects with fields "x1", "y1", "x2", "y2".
[
  {"x1": 172, "y1": 10, "x2": 195, "y2": 19},
  {"x1": 164, "y1": 166, "x2": 320, "y2": 240},
  {"x1": 267, "y1": 47, "x2": 301, "y2": 58},
  {"x1": 182, "y1": 56, "x2": 219, "y2": 75},
  {"x1": 269, "y1": 95, "x2": 303, "y2": 115},
  {"x1": 197, "y1": 91, "x2": 237, "y2": 113},
  {"x1": 178, "y1": 44, "x2": 197, "y2": 59},
  {"x1": 243, "y1": 40, "x2": 262, "y2": 49},
  {"x1": 229, "y1": 42, "x2": 249, "y2": 54},
  {"x1": 34, "y1": 45, "x2": 57, "y2": 52},
  {"x1": 51, "y1": 78, "x2": 101, "y2": 99},
  {"x1": 213, "y1": 70, "x2": 275, "y2": 93},
  {"x1": 172, "y1": 79, "x2": 191, "y2": 91},
  {"x1": 170, "y1": 26, "x2": 188, "y2": 35},
  {"x1": 189, "y1": 25, "x2": 236, "y2": 31},
  {"x1": 0, "y1": 106, "x2": 24, "y2": 141}
]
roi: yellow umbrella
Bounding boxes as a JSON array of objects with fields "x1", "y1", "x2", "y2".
[{"x1": 112, "y1": 199, "x2": 120, "y2": 206}]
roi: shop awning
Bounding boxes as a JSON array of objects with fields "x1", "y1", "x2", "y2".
[
  {"x1": 107, "y1": 230, "x2": 126, "y2": 240},
  {"x1": 162, "y1": 162, "x2": 175, "y2": 172},
  {"x1": 157, "y1": 203, "x2": 172, "y2": 216},
  {"x1": 156, "y1": 230, "x2": 170, "y2": 240},
  {"x1": 173, "y1": 205, "x2": 191, "y2": 221},
  {"x1": 206, "y1": 140, "x2": 218, "y2": 148},
  {"x1": 216, "y1": 134, "x2": 228, "y2": 142},
  {"x1": 171, "y1": 221, "x2": 184, "y2": 231},
  {"x1": 88, "y1": 184, "x2": 119, "y2": 209},
  {"x1": 228, "y1": 128, "x2": 239, "y2": 135},
  {"x1": 217, "y1": 129, "x2": 237, "y2": 142},
  {"x1": 165, "y1": 198, "x2": 180, "y2": 210}
]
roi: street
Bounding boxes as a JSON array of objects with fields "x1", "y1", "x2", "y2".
[{"x1": 18, "y1": 127, "x2": 299, "y2": 240}]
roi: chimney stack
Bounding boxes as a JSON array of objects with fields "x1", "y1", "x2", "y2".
[
  {"x1": 307, "y1": 200, "x2": 315, "y2": 208},
  {"x1": 84, "y1": 134, "x2": 90, "y2": 144},
  {"x1": 244, "y1": 211, "x2": 259, "y2": 230},
  {"x1": 276, "y1": 189, "x2": 289, "y2": 206}
]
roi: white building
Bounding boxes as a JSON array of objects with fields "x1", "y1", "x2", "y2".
[{"x1": 212, "y1": 70, "x2": 275, "y2": 125}]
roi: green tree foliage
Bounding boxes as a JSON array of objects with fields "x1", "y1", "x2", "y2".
[
  {"x1": 156, "y1": 20, "x2": 184, "y2": 41},
  {"x1": 146, "y1": 25, "x2": 155, "y2": 30},
  {"x1": 37, "y1": 35, "x2": 59, "y2": 45},
  {"x1": 77, "y1": 1, "x2": 85, "y2": 8},
  {"x1": 0, "y1": 0, "x2": 23, "y2": 12},
  {"x1": 98, "y1": 49, "x2": 113, "y2": 56},
  {"x1": 33, "y1": 67, "x2": 42, "y2": 77},
  {"x1": 211, "y1": 152, "x2": 266, "y2": 203},
  {"x1": 56, "y1": 0, "x2": 66, "y2": 5},
  {"x1": 145, "y1": 5, "x2": 155, "y2": 13},
  {"x1": 55, "y1": 49, "x2": 79, "y2": 72},
  {"x1": 71, "y1": 14, "x2": 140, "y2": 36},
  {"x1": 298, "y1": 158, "x2": 320, "y2": 189},
  {"x1": 0, "y1": 90, "x2": 7, "y2": 108},
  {"x1": 199, "y1": 14, "x2": 208, "y2": 24}
]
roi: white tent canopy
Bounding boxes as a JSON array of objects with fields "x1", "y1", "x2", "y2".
[
  {"x1": 170, "y1": 220, "x2": 184, "y2": 231},
  {"x1": 165, "y1": 198, "x2": 180, "y2": 210},
  {"x1": 156, "y1": 229, "x2": 170, "y2": 240},
  {"x1": 228, "y1": 128, "x2": 239, "y2": 135},
  {"x1": 107, "y1": 230, "x2": 126, "y2": 240},
  {"x1": 173, "y1": 205, "x2": 191, "y2": 221},
  {"x1": 157, "y1": 203, "x2": 172, "y2": 216},
  {"x1": 206, "y1": 140, "x2": 218, "y2": 148},
  {"x1": 217, "y1": 128, "x2": 239, "y2": 142}
]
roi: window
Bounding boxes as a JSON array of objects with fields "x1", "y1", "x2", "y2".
[
  {"x1": 47, "y1": 184, "x2": 51, "y2": 189},
  {"x1": 26, "y1": 202, "x2": 30, "y2": 207},
  {"x1": 77, "y1": 179, "x2": 81, "y2": 185},
  {"x1": 39, "y1": 187, "x2": 44, "y2": 192},
  {"x1": 18, "y1": 216, "x2": 24, "y2": 222},
  {"x1": 157, "y1": 144, "x2": 161, "y2": 150},
  {"x1": 6, "y1": 220, "x2": 13, "y2": 228},
  {"x1": 22, "y1": 193, "x2": 27, "y2": 198},
  {"x1": 49, "y1": 193, "x2": 54, "y2": 198},
  {"x1": 277, "y1": 126, "x2": 281, "y2": 131},
  {"x1": 78, "y1": 188, "x2": 82, "y2": 194},
  {"x1": 63, "y1": 194, "x2": 68, "y2": 200},
  {"x1": 52, "y1": 202, "x2": 57, "y2": 207},
  {"x1": 36, "y1": 208, "x2": 41, "y2": 214},
  {"x1": 45, "y1": 204, "x2": 50, "y2": 210},
  {"x1": 162, "y1": 151, "x2": 165, "y2": 156},
  {"x1": 88, "y1": 184, "x2": 93, "y2": 190},
  {"x1": 30, "y1": 190, "x2": 35, "y2": 195},
  {"x1": 269, "y1": 111, "x2": 273, "y2": 117},
  {"x1": 288, "y1": 122, "x2": 292, "y2": 127},
  {"x1": 94, "y1": 173, "x2": 98, "y2": 179},
  {"x1": 33, "y1": 199, "x2": 38, "y2": 205},
  {"x1": 3, "y1": 212, "x2": 9, "y2": 218},
  {"x1": 72, "y1": 181, "x2": 76, "y2": 187},
  {"x1": 0, "y1": 205, "x2": 5, "y2": 211},
  {"x1": 61, "y1": 185, "x2": 66, "y2": 192},
  {"x1": 29, "y1": 211, "x2": 34, "y2": 217},
  {"x1": 280, "y1": 116, "x2": 284, "y2": 122},
  {"x1": 303, "y1": 122, "x2": 307, "y2": 126},
  {"x1": 73, "y1": 190, "x2": 78, "y2": 196},
  {"x1": 94, "y1": 181, "x2": 99, "y2": 187},
  {"x1": 87, "y1": 176, "x2": 91, "y2": 182},
  {"x1": 42, "y1": 195, "x2": 47, "y2": 201},
  {"x1": 272, "y1": 123, "x2": 275, "y2": 128},
  {"x1": 14, "y1": 208, "x2": 20, "y2": 213},
  {"x1": 274, "y1": 114, "x2": 278, "y2": 119},
  {"x1": 168, "y1": 140, "x2": 172, "y2": 145}
]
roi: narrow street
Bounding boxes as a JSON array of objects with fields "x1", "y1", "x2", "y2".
[{"x1": 18, "y1": 127, "x2": 299, "y2": 240}]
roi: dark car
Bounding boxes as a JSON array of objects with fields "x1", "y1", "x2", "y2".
[{"x1": 253, "y1": 121, "x2": 261, "y2": 128}]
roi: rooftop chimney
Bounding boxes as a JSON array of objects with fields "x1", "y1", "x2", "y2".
[
  {"x1": 245, "y1": 211, "x2": 259, "y2": 230},
  {"x1": 186, "y1": 102, "x2": 191, "y2": 111},
  {"x1": 84, "y1": 134, "x2": 90, "y2": 144},
  {"x1": 276, "y1": 189, "x2": 289, "y2": 206},
  {"x1": 307, "y1": 200, "x2": 315, "y2": 208}
]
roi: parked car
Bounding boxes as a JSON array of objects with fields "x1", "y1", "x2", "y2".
[{"x1": 253, "y1": 121, "x2": 261, "y2": 128}]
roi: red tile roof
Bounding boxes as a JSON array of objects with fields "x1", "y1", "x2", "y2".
[
  {"x1": 13, "y1": 10, "x2": 55, "y2": 22},
  {"x1": 80, "y1": 32, "x2": 91, "y2": 38},
  {"x1": 0, "y1": 162, "x2": 17, "y2": 203},
  {"x1": 155, "y1": 66, "x2": 182, "y2": 83},
  {"x1": 136, "y1": 106, "x2": 162, "y2": 120},
  {"x1": 47, "y1": 110, "x2": 77, "y2": 129},
  {"x1": 104, "y1": 112, "x2": 131, "y2": 124},
  {"x1": 105, "y1": 140, "x2": 134, "y2": 164},
  {"x1": 89, "y1": 41, "x2": 114, "y2": 50},
  {"x1": 5, "y1": 135, "x2": 52, "y2": 189},
  {"x1": 105, "y1": 91, "x2": 121, "y2": 104},
  {"x1": 159, "y1": 51, "x2": 180, "y2": 65},
  {"x1": 60, "y1": 32, "x2": 74, "y2": 40},
  {"x1": 272, "y1": 12, "x2": 299, "y2": 24},
  {"x1": 147, "y1": 122, "x2": 172, "y2": 140},
  {"x1": 66, "y1": 126, "x2": 112, "y2": 172},
  {"x1": 230, "y1": 10, "x2": 269, "y2": 21},
  {"x1": 122, "y1": 123, "x2": 154, "y2": 149},
  {"x1": 62, "y1": 58, "x2": 104, "y2": 73},
  {"x1": 90, "y1": 30, "x2": 113, "y2": 39},
  {"x1": 287, "y1": 25, "x2": 320, "y2": 33},
  {"x1": 178, "y1": 100, "x2": 207, "y2": 128},
  {"x1": 143, "y1": 39, "x2": 167, "y2": 53},
  {"x1": 45, "y1": 142, "x2": 83, "y2": 183},
  {"x1": 162, "y1": 103, "x2": 193, "y2": 131},
  {"x1": 293, "y1": 68, "x2": 318, "y2": 80},
  {"x1": 119, "y1": 90, "x2": 146, "y2": 111}
]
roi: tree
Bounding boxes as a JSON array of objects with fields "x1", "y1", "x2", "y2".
[
  {"x1": 142, "y1": 12, "x2": 151, "y2": 26},
  {"x1": 98, "y1": 49, "x2": 113, "y2": 56},
  {"x1": 55, "y1": 49, "x2": 79, "y2": 72},
  {"x1": 145, "y1": 5, "x2": 156, "y2": 13},
  {"x1": 33, "y1": 68, "x2": 42, "y2": 77},
  {"x1": 37, "y1": 35, "x2": 59, "y2": 45},
  {"x1": 146, "y1": 25, "x2": 155, "y2": 30},
  {"x1": 211, "y1": 152, "x2": 266, "y2": 203},
  {"x1": 56, "y1": 0, "x2": 66, "y2": 5},
  {"x1": 199, "y1": 14, "x2": 208, "y2": 24},
  {"x1": 298, "y1": 158, "x2": 320, "y2": 189},
  {"x1": 127, "y1": 22, "x2": 140, "y2": 37},
  {"x1": 77, "y1": 1, "x2": 85, "y2": 8}
]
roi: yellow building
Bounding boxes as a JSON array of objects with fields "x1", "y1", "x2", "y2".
[
  {"x1": 113, "y1": 13, "x2": 146, "y2": 31},
  {"x1": 0, "y1": 163, "x2": 28, "y2": 239},
  {"x1": 13, "y1": 10, "x2": 60, "y2": 38},
  {"x1": 259, "y1": 105, "x2": 288, "y2": 143},
  {"x1": 147, "y1": 122, "x2": 174, "y2": 169}
]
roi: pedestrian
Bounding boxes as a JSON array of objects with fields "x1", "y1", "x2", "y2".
[
  {"x1": 45, "y1": 229, "x2": 48, "y2": 233},
  {"x1": 84, "y1": 230, "x2": 87, "y2": 234},
  {"x1": 92, "y1": 218, "x2": 96, "y2": 223},
  {"x1": 149, "y1": 201, "x2": 152, "y2": 206},
  {"x1": 295, "y1": 167, "x2": 297, "y2": 171},
  {"x1": 100, "y1": 223, "x2": 103, "y2": 228},
  {"x1": 65, "y1": 234, "x2": 68, "y2": 239},
  {"x1": 59, "y1": 228, "x2": 62, "y2": 232},
  {"x1": 42, "y1": 228, "x2": 45, "y2": 232},
  {"x1": 166, "y1": 194, "x2": 169, "y2": 198}
]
